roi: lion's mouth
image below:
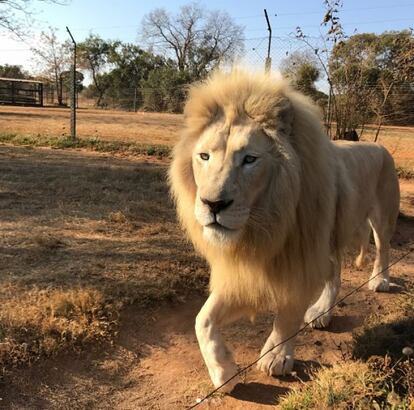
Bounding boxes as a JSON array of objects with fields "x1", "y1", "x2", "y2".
[{"x1": 207, "y1": 221, "x2": 234, "y2": 231}]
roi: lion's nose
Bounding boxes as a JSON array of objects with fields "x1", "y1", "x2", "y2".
[{"x1": 201, "y1": 198, "x2": 234, "y2": 214}]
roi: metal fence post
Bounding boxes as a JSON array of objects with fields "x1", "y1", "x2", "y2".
[
  {"x1": 133, "y1": 87, "x2": 137, "y2": 112},
  {"x1": 264, "y1": 9, "x2": 272, "y2": 73},
  {"x1": 66, "y1": 26, "x2": 77, "y2": 140}
]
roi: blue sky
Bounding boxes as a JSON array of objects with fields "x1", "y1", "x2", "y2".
[{"x1": 1, "y1": 0, "x2": 413, "y2": 73}]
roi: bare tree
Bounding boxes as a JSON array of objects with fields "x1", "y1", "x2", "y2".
[
  {"x1": 31, "y1": 27, "x2": 71, "y2": 105},
  {"x1": 0, "y1": 0, "x2": 68, "y2": 37},
  {"x1": 141, "y1": 2, "x2": 244, "y2": 79},
  {"x1": 296, "y1": 0, "x2": 360, "y2": 139}
]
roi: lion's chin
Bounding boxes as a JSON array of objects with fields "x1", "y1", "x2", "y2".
[{"x1": 202, "y1": 223, "x2": 241, "y2": 246}]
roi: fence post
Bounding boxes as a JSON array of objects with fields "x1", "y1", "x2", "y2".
[
  {"x1": 264, "y1": 9, "x2": 272, "y2": 73},
  {"x1": 39, "y1": 83, "x2": 44, "y2": 106},
  {"x1": 133, "y1": 87, "x2": 137, "y2": 112},
  {"x1": 326, "y1": 85, "x2": 332, "y2": 138},
  {"x1": 11, "y1": 81, "x2": 15, "y2": 104},
  {"x1": 66, "y1": 26, "x2": 77, "y2": 140}
]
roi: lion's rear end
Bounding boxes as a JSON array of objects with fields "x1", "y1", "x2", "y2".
[{"x1": 333, "y1": 141, "x2": 400, "y2": 291}]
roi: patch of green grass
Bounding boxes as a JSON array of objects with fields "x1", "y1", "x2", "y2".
[{"x1": 0, "y1": 132, "x2": 171, "y2": 158}]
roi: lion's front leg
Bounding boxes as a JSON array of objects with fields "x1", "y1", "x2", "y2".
[
  {"x1": 195, "y1": 292, "x2": 242, "y2": 393},
  {"x1": 257, "y1": 307, "x2": 305, "y2": 377}
]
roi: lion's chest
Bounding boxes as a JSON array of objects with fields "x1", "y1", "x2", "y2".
[{"x1": 209, "y1": 260, "x2": 281, "y2": 312}]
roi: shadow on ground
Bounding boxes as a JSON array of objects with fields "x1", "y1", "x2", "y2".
[{"x1": 353, "y1": 317, "x2": 414, "y2": 360}]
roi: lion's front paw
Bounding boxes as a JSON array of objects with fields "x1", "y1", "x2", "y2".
[
  {"x1": 209, "y1": 361, "x2": 240, "y2": 393},
  {"x1": 368, "y1": 276, "x2": 390, "y2": 292},
  {"x1": 304, "y1": 306, "x2": 332, "y2": 329},
  {"x1": 257, "y1": 349, "x2": 294, "y2": 376}
]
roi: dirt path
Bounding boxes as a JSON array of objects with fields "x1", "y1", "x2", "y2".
[{"x1": 0, "y1": 150, "x2": 413, "y2": 409}]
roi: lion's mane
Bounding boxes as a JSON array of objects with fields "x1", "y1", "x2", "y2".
[{"x1": 169, "y1": 70, "x2": 396, "y2": 314}]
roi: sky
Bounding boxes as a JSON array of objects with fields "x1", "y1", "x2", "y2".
[{"x1": 1, "y1": 0, "x2": 413, "y2": 75}]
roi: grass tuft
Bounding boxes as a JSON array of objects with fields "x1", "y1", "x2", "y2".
[
  {"x1": 279, "y1": 358, "x2": 414, "y2": 409},
  {"x1": 0, "y1": 286, "x2": 120, "y2": 372}
]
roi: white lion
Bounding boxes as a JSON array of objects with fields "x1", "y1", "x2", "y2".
[{"x1": 169, "y1": 70, "x2": 400, "y2": 392}]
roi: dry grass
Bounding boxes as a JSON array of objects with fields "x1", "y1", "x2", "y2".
[
  {"x1": 0, "y1": 145, "x2": 208, "y2": 373},
  {"x1": 361, "y1": 125, "x2": 414, "y2": 171},
  {"x1": 0, "y1": 286, "x2": 118, "y2": 367},
  {"x1": 0, "y1": 106, "x2": 413, "y2": 170},
  {"x1": 279, "y1": 358, "x2": 414, "y2": 409},
  {"x1": 0, "y1": 106, "x2": 182, "y2": 146}
]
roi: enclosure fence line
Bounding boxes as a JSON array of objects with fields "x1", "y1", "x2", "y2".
[{"x1": 187, "y1": 246, "x2": 413, "y2": 409}]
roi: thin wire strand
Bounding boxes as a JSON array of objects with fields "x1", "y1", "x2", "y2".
[{"x1": 187, "y1": 247, "x2": 413, "y2": 409}]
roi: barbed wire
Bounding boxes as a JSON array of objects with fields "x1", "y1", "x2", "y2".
[{"x1": 187, "y1": 247, "x2": 413, "y2": 409}]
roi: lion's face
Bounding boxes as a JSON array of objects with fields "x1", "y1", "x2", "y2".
[{"x1": 192, "y1": 119, "x2": 274, "y2": 245}]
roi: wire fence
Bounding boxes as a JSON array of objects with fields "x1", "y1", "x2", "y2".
[
  {"x1": 243, "y1": 35, "x2": 324, "y2": 70},
  {"x1": 73, "y1": 35, "x2": 413, "y2": 130},
  {"x1": 1, "y1": 34, "x2": 413, "y2": 128}
]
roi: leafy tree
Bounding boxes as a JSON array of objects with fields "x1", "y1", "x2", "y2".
[
  {"x1": 141, "y1": 65, "x2": 189, "y2": 112},
  {"x1": 102, "y1": 44, "x2": 166, "y2": 109},
  {"x1": 77, "y1": 35, "x2": 116, "y2": 107},
  {"x1": 141, "y1": 2, "x2": 244, "y2": 80},
  {"x1": 297, "y1": 0, "x2": 414, "y2": 139},
  {"x1": 61, "y1": 70, "x2": 84, "y2": 93},
  {"x1": 0, "y1": 64, "x2": 28, "y2": 78},
  {"x1": 80, "y1": 41, "x2": 170, "y2": 110},
  {"x1": 330, "y1": 30, "x2": 414, "y2": 136}
]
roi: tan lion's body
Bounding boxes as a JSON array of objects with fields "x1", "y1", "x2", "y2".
[{"x1": 169, "y1": 70, "x2": 400, "y2": 390}]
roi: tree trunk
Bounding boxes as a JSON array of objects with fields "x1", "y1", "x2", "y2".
[
  {"x1": 374, "y1": 116, "x2": 383, "y2": 143},
  {"x1": 373, "y1": 82, "x2": 394, "y2": 143}
]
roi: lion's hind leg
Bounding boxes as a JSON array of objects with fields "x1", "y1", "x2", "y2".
[
  {"x1": 367, "y1": 215, "x2": 392, "y2": 292},
  {"x1": 304, "y1": 256, "x2": 341, "y2": 329},
  {"x1": 367, "y1": 154, "x2": 399, "y2": 292},
  {"x1": 355, "y1": 219, "x2": 371, "y2": 268}
]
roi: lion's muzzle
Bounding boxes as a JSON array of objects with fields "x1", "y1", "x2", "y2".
[{"x1": 200, "y1": 198, "x2": 234, "y2": 214}]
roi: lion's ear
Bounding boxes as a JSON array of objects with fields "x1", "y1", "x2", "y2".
[
  {"x1": 184, "y1": 102, "x2": 225, "y2": 136},
  {"x1": 244, "y1": 94, "x2": 294, "y2": 139},
  {"x1": 273, "y1": 96, "x2": 294, "y2": 137}
]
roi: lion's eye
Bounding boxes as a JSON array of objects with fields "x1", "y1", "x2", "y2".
[
  {"x1": 243, "y1": 155, "x2": 257, "y2": 165},
  {"x1": 199, "y1": 153, "x2": 210, "y2": 161}
]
